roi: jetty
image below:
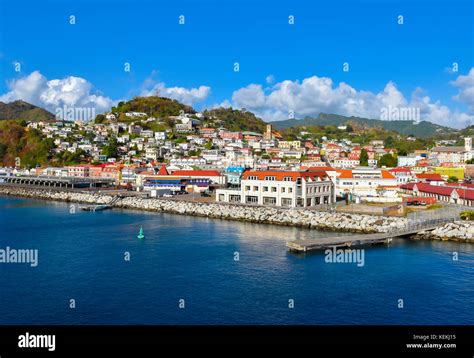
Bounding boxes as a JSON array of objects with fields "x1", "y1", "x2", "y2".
[{"x1": 286, "y1": 222, "x2": 457, "y2": 252}]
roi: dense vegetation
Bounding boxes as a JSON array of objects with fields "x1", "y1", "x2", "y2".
[
  {"x1": 0, "y1": 121, "x2": 54, "y2": 167},
  {"x1": 111, "y1": 96, "x2": 195, "y2": 120},
  {"x1": 202, "y1": 107, "x2": 267, "y2": 133}
]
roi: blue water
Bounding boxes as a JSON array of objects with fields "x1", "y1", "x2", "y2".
[{"x1": 0, "y1": 196, "x2": 473, "y2": 325}]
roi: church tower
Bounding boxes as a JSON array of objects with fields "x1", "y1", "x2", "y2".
[{"x1": 465, "y1": 137, "x2": 472, "y2": 152}]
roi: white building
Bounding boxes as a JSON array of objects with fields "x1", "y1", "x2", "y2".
[
  {"x1": 335, "y1": 168, "x2": 398, "y2": 198},
  {"x1": 216, "y1": 170, "x2": 334, "y2": 207}
]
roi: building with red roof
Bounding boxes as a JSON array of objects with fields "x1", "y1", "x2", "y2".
[
  {"x1": 334, "y1": 168, "x2": 398, "y2": 198},
  {"x1": 400, "y1": 182, "x2": 474, "y2": 206},
  {"x1": 415, "y1": 173, "x2": 444, "y2": 185},
  {"x1": 216, "y1": 169, "x2": 334, "y2": 207}
]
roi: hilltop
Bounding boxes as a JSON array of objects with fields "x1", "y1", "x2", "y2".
[
  {"x1": 0, "y1": 100, "x2": 55, "y2": 122},
  {"x1": 272, "y1": 113, "x2": 458, "y2": 139},
  {"x1": 111, "y1": 96, "x2": 195, "y2": 120},
  {"x1": 202, "y1": 107, "x2": 267, "y2": 133}
]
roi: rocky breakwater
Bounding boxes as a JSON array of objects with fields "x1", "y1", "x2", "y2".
[
  {"x1": 413, "y1": 221, "x2": 474, "y2": 243},
  {"x1": 0, "y1": 187, "x2": 113, "y2": 205},
  {"x1": 0, "y1": 186, "x2": 409, "y2": 233},
  {"x1": 116, "y1": 197, "x2": 408, "y2": 233}
]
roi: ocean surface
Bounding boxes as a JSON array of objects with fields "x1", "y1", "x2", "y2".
[{"x1": 0, "y1": 196, "x2": 473, "y2": 325}]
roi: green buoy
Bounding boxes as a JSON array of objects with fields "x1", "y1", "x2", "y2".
[{"x1": 137, "y1": 226, "x2": 145, "y2": 240}]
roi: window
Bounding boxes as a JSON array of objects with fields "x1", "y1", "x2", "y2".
[
  {"x1": 281, "y1": 198, "x2": 292, "y2": 206},
  {"x1": 253, "y1": 186, "x2": 259, "y2": 191},
  {"x1": 265, "y1": 176, "x2": 276, "y2": 181},
  {"x1": 263, "y1": 186, "x2": 269, "y2": 192},
  {"x1": 245, "y1": 186, "x2": 250, "y2": 191},
  {"x1": 288, "y1": 188, "x2": 293, "y2": 193},
  {"x1": 271, "y1": 187, "x2": 277, "y2": 192},
  {"x1": 248, "y1": 176, "x2": 258, "y2": 180},
  {"x1": 229, "y1": 195, "x2": 241, "y2": 203},
  {"x1": 281, "y1": 187, "x2": 286, "y2": 193},
  {"x1": 263, "y1": 197, "x2": 276, "y2": 205},
  {"x1": 283, "y1": 177, "x2": 293, "y2": 181},
  {"x1": 246, "y1": 196, "x2": 258, "y2": 204}
]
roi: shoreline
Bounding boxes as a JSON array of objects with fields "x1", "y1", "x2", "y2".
[{"x1": 0, "y1": 185, "x2": 407, "y2": 234}]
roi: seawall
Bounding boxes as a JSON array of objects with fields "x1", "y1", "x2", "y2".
[{"x1": 0, "y1": 186, "x2": 408, "y2": 233}]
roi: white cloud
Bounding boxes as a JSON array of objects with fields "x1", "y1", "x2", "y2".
[
  {"x1": 141, "y1": 81, "x2": 210, "y2": 106},
  {"x1": 452, "y1": 68, "x2": 474, "y2": 112},
  {"x1": 0, "y1": 71, "x2": 115, "y2": 120},
  {"x1": 226, "y1": 71, "x2": 474, "y2": 128}
]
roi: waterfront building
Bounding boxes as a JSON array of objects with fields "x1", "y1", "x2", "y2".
[
  {"x1": 215, "y1": 170, "x2": 334, "y2": 207},
  {"x1": 400, "y1": 182, "x2": 474, "y2": 206},
  {"x1": 67, "y1": 165, "x2": 90, "y2": 178},
  {"x1": 334, "y1": 168, "x2": 398, "y2": 198}
]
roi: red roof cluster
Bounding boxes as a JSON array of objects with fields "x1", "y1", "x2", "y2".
[{"x1": 242, "y1": 170, "x2": 328, "y2": 181}]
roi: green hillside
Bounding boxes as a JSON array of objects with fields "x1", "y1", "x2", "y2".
[
  {"x1": 111, "y1": 96, "x2": 195, "y2": 120},
  {"x1": 0, "y1": 100, "x2": 55, "y2": 122},
  {"x1": 202, "y1": 107, "x2": 267, "y2": 133},
  {"x1": 272, "y1": 113, "x2": 458, "y2": 139}
]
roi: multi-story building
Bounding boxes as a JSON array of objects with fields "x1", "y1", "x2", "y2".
[
  {"x1": 334, "y1": 168, "x2": 397, "y2": 198},
  {"x1": 216, "y1": 170, "x2": 334, "y2": 207},
  {"x1": 278, "y1": 141, "x2": 301, "y2": 150},
  {"x1": 67, "y1": 165, "x2": 90, "y2": 178}
]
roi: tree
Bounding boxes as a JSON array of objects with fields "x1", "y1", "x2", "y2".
[
  {"x1": 385, "y1": 136, "x2": 395, "y2": 148},
  {"x1": 359, "y1": 149, "x2": 369, "y2": 166},
  {"x1": 102, "y1": 137, "x2": 118, "y2": 158},
  {"x1": 398, "y1": 149, "x2": 408, "y2": 156},
  {"x1": 447, "y1": 176, "x2": 459, "y2": 183},
  {"x1": 95, "y1": 114, "x2": 105, "y2": 124},
  {"x1": 466, "y1": 159, "x2": 474, "y2": 164},
  {"x1": 378, "y1": 153, "x2": 397, "y2": 168}
]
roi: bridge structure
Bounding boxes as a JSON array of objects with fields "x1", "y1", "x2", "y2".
[{"x1": 1, "y1": 175, "x2": 115, "y2": 188}]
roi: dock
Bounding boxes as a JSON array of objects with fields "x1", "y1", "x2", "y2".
[{"x1": 286, "y1": 225, "x2": 445, "y2": 252}]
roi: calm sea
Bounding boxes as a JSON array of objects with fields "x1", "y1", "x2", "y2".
[{"x1": 0, "y1": 196, "x2": 473, "y2": 325}]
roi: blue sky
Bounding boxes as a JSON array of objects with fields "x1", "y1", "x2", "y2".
[{"x1": 0, "y1": 0, "x2": 473, "y2": 127}]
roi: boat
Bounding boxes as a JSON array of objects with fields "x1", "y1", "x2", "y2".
[
  {"x1": 137, "y1": 226, "x2": 145, "y2": 240},
  {"x1": 80, "y1": 204, "x2": 111, "y2": 212}
]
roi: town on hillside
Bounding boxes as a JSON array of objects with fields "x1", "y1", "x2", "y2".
[{"x1": 2, "y1": 103, "x2": 474, "y2": 210}]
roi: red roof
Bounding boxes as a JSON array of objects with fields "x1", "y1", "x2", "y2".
[
  {"x1": 157, "y1": 165, "x2": 169, "y2": 176},
  {"x1": 416, "y1": 173, "x2": 443, "y2": 181},
  {"x1": 381, "y1": 171, "x2": 396, "y2": 179},
  {"x1": 172, "y1": 170, "x2": 221, "y2": 177},
  {"x1": 401, "y1": 182, "x2": 474, "y2": 200}
]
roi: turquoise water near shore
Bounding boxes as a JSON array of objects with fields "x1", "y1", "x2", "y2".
[{"x1": 0, "y1": 196, "x2": 473, "y2": 325}]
